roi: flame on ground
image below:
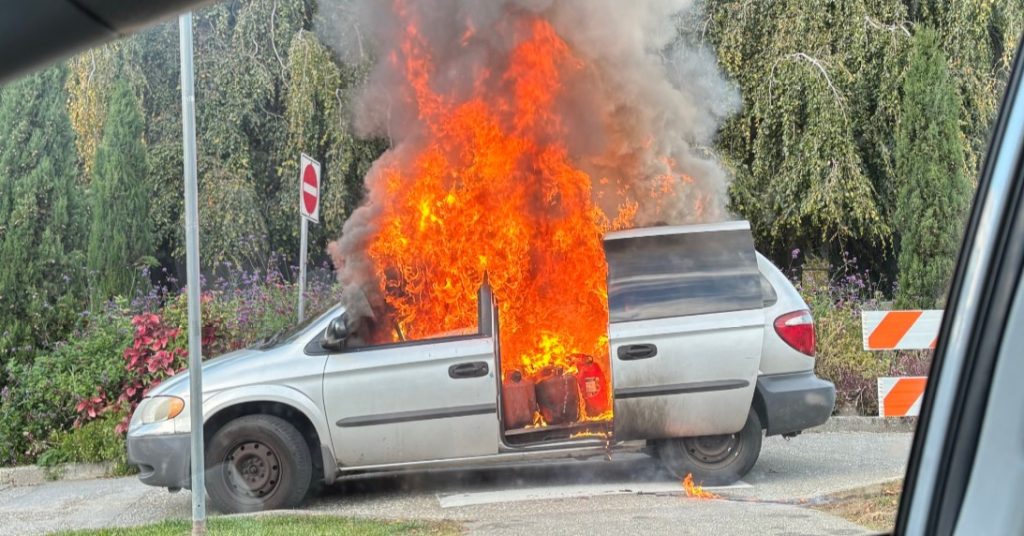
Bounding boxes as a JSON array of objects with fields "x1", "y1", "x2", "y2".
[{"x1": 682, "y1": 473, "x2": 721, "y2": 500}]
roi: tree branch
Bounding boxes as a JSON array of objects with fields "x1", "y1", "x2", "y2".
[
  {"x1": 864, "y1": 15, "x2": 912, "y2": 38},
  {"x1": 270, "y1": 0, "x2": 287, "y2": 80},
  {"x1": 770, "y1": 52, "x2": 846, "y2": 116}
]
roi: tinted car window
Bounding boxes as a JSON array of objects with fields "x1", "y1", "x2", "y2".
[{"x1": 605, "y1": 229, "x2": 762, "y2": 322}]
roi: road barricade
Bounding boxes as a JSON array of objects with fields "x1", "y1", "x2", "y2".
[
  {"x1": 862, "y1": 310, "x2": 940, "y2": 416},
  {"x1": 877, "y1": 376, "x2": 927, "y2": 417},
  {"x1": 861, "y1": 309, "x2": 943, "y2": 351}
]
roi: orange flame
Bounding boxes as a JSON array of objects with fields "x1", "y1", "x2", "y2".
[
  {"x1": 358, "y1": 2, "x2": 696, "y2": 427},
  {"x1": 682, "y1": 473, "x2": 721, "y2": 500}
]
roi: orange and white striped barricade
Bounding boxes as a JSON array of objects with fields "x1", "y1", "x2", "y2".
[
  {"x1": 862, "y1": 310, "x2": 941, "y2": 417},
  {"x1": 861, "y1": 310, "x2": 943, "y2": 351},
  {"x1": 877, "y1": 376, "x2": 927, "y2": 417}
]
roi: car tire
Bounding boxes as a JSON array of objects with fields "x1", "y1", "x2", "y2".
[
  {"x1": 205, "y1": 414, "x2": 313, "y2": 513},
  {"x1": 657, "y1": 408, "x2": 762, "y2": 486}
]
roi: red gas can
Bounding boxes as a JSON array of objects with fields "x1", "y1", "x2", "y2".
[
  {"x1": 536, "y1": 367, "x2": 580, "y2": 425},
  {"x1": 573, "y1": 354, "x2": 609, "y2": 417},
  {"x1": 501, "y1": 371, "x2": 537, "y2": 429}
]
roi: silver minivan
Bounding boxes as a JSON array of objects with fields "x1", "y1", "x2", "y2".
[{"x1": 127, "y1": 221, "x2": 835, "y2": 513}]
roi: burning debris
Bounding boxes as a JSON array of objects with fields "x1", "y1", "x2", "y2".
[
  {"x1": 325, "y1": 0, "x2": 737, "y2": 438},
  {"x1": 682, "y1": 473, "x2": 721, "y2": 500}
]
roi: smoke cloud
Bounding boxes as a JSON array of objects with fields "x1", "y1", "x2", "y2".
[{"x1": 319, "y1": 0, "x2": 739, "y2": 322}]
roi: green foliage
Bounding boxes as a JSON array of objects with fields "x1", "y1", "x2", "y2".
[
  {"x1": 706, "y1": 1, "x2": 906, "y2": 269},
  {"x1": 919, "y1": 1, "x2": 1024, "y2": 180},
  {"x1": 87, "y1": 80, "x2": 153, "y2": 301},
  {"x1": 37, "y1": 412, "x2": 133, "y2": 476},
  {"x1": 279, "y1": 30, "x2": 387, "y2": 269},
  {"x1": 0, "y1": 66, "x2": 88, "y2": 371},
  {"x1": 894, "y1": 28, "x2": 971, "y2": 308},
  {"x1": 704, "y1": 0, "x2": 1021, "y2": 286},
  {"x1": 199, "y1": 168, "x2": 272, "y2": 270},
  {"x1": 54, "y1": 515, "x2": 462, "y2": 536},
  {"x1": 66, "y1": 41, "x2": 146, "y2": 178},
  {"x1": 0, "y1": 305, "x2": 132, "y2": 465}
]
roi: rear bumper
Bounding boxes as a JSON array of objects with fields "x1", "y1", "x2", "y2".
[
  {"x1": 126, "y1": 433, "x2": 191, "y2": 489},
  {"x1": 757, "y1": 371, "x2": 836, "y2": 436}
]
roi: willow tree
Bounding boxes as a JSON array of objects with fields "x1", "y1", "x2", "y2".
[
  {"x1": 917, "y1": 0, "x2": 1024, "y2": 180},
  {"x1": 192, "y1": 0, "x2": 307, "y2": 270},
  {"x1": 703, "y1": 0, "x2": 911, "y2": 279},
  {"x1": 87, "y1": 80, "x2": 153, "y2": 300},
  {"x1": 894, "y1": 28, "x2": 970, "y2": 308},
  {"x1": 281, "y1": 29, "x2": 386, "y2": 266}
]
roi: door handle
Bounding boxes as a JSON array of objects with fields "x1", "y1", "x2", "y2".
[
  {"x1": 618, "y1": 343, "x2": 657, "y2": 360},
  {"x1": 449, "y1": 361, "x2": 489, "y2": 379}
]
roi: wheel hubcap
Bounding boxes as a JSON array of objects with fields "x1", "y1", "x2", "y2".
[
  {"x1": 683, "y1": 433, "x2": 740, "y2": 465},
  {"x1": 225, "y1": 441, "x2": 281, "y2": 499}
]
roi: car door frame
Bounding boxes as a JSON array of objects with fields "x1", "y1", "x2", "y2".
[{"x1": 897, "y1": 36, "x2": 1024, "y2": 536}]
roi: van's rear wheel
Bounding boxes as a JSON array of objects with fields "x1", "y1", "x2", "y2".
[
  {"x1": 657, "y1": 408, "x2": 762, "y2": 486},
  {"x1": 205, "y1": 414, "x2": 312, "y2": 513}
]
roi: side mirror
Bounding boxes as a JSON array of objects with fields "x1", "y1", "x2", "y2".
[{"x1": 323, "y1": 313, "x2": 349, "y2": 350}]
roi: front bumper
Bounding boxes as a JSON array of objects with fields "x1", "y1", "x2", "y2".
[
  {"x1": 126, "y1": 433, "x2": 191, "y2": 489},
  {"x1": 757, "y1": 371, "x2": 836, "y2": 436}
]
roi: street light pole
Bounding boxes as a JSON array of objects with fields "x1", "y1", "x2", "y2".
[{"x1": 178, "y1": 12, "x2": 206, "y2": 536}]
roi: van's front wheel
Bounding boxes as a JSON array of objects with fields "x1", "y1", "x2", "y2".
[
  {"x1": 657, "y1": 409, "x2": 762, "y2": 486},
  {"x1": 205, "y1": 414, "x2": 313, "y2": 513}
]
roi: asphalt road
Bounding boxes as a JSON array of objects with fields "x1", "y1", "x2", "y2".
[{"x1": 0, "y1": 432, "x2": 913, "y2": 535}]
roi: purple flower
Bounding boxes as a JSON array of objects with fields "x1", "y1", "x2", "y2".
[{"x1": 791, "y1": 248, "x2": 800, "y2": 260}]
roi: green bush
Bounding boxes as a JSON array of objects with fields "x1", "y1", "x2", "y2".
[
  {"x1": 0, "y1": 304, "x2": 132, "y2": 465},
  {"x1": 37, "y1": 412, "x2": 134, "y2": 476}
]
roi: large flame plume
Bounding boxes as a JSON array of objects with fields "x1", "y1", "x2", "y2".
[{"x1": 325, "y1": 0, "x2": 737, "y2": 424}]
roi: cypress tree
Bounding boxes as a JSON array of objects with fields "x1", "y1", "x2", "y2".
[
  {"x1": 894, "y1": 28, "x2": 971, "y2": 308},
  {"x1": 87, "y1": 80, "x2": 152, "y2": 300},
  {"x1": 0, "y1": 66, "x2": 87, "y2": 368}
]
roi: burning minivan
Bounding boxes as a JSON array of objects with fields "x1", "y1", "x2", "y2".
[{"x1": 126, "y1": 221, "x2": 836, "y2": 513}]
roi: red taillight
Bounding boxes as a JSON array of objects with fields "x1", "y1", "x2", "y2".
[{"x1": 774, "y1": 310, "x2": 816, "y2": 356}]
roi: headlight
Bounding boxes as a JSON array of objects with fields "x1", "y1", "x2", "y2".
[{"x1": 138, "y1": 396, "x2": 185, "y2": 424}]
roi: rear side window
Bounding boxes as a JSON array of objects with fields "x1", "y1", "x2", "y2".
[
  {"x1": 605, "y1": 229, "x2": 762, "y2": 322},
  {"x1": 760, "y1": 274, "x2": 778, "y2": 306}
]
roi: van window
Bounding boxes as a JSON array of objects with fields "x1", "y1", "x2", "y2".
[
  {"x1": 760, "y1": 274, "x2": 778, "y2": 307},
  {"x1": 605, "y1": 229, "x2": 762, "y2": 322}
]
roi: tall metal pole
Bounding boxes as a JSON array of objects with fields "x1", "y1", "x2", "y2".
[
  {"x1": 298, "y1": 216, "x2": 307, "y2": 323},
  {"x1": 178, "y1": 12, "x2": 206, "y2": 536}
]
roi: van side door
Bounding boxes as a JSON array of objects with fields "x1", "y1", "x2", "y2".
[
  {"x1": 318, "y1": 288, "x2": 500, "y2": 467},
  {"x1": 604, "y1": 222, "x2": 765, "y2": 440}
]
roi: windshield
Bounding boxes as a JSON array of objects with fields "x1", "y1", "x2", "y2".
[
  {"x1": 257, "y1": 303, "x2": 342, "y2": 349},
  {"x1": 0, "y1": 1, "x2": 1020, "y2": 535}
]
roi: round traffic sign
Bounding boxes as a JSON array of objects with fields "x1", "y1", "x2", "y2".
[{"x1": 302, "y1": 163, "x2": 319, "y2": 216}]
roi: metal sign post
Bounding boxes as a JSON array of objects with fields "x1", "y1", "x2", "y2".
[
  {"x1": 298, "y1": 216, "x2": 307, "y2": 322},
  {"x1": 178, "y1": 12, "x2": 205, "y2": 536},
  {"x1": 298, "y1": 154, "x2": 321, "y2": 323}
]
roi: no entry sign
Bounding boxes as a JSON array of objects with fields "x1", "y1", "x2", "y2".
[{"x1": 300, "y1": 154, "x2": 321, "y2": 223}]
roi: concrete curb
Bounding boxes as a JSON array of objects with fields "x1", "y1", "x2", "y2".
[
  {"x1": 0, "y1": 461, "x2": 115, "y2": 489},
  {"x1": 807, "y1": 416, "x2": 917, "y2": 434}
]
